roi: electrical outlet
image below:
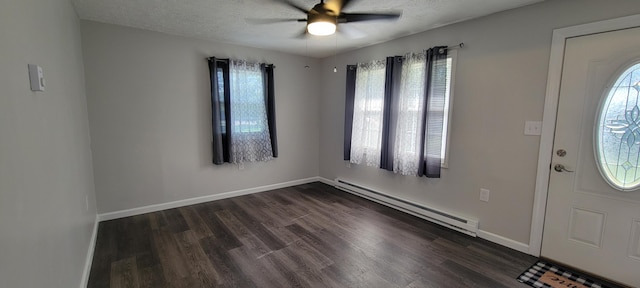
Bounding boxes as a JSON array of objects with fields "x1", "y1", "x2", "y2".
[
  {"x1": 346, "y1": 162, "x2": 351, "y2": 168},
  {"x1": 480, "y1": 188, "x2": 490, "y2": 202}
]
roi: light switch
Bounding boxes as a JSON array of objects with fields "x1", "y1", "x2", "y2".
[
  {"x1": 524, "y1": 121, "x2": 542, "y2": 136},
  {"x1": 28, "y1": 64, "x2": 45, "y2": 92}
]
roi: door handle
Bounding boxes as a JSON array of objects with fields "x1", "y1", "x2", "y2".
[{"x1": 554, "y1": 164, "x2": 574, "y2": 173}]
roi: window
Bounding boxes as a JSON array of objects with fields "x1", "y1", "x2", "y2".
[
  {"x1": 439, "y1": 51, "x2": 455, "y2": 168},
  {"x1": 350, "y1": 60, "x2": 387, "y2": 167},
  {"x1": 215, "y1": 65, "x2": 228, "y2": 138},
  {"x1": 229, "y1": 62, "x2": 269, "y2": 134},
  {"x1": 596, "y1": 61, "x2": 640, "y2": 190},
  {"x1": 393, "y1": 53, "x2": 428, "y2": 175},
  {"x1": 344, "y1": 47, "x2": 455, "y2": 178},
  {"x1": 208, "y1": 58, "x2": 277, "y2": 165}
]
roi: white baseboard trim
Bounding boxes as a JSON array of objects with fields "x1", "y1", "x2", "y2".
[
  {"x1": 80, "y1": 216, "x2": 99, "y2": 288},
  {"x1": 317, "y1": 176, "x2": 334, "y2": 186},
  {"x1": 98, "y1": 177, "x2": 322, "y2": 222},
  {"x1": 477, "y1": 229, "x2": 530, "y2": 254}
]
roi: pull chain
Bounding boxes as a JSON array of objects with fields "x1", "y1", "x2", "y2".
[
  {"x1": 333, "y1": 26, "x2": 338, "y2": 73},
  {"x1": 305, "y1": 38, "x2": 310, "y2": 69}
]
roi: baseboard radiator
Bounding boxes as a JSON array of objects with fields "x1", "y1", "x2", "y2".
[{"x1": 334, "y1": 178, "x2": 479, "y2": 237}]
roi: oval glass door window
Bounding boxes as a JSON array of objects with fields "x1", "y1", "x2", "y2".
[{"x1": 596, "y1": 62, "x2": 640, "y2": 191}]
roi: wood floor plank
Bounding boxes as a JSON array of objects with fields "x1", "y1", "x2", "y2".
[
  {"x1": 161, "y1": 208, "x2": 190, "y2": 234},
  {"x1": 148, "y1": 212, "x2": 167, "y2": 231},
  {"x1": 136, "y1": 265, "x2": 166, "y2": 288},
  {"x1": 319, "y1": 262, "x2": 364, "y2": 287},
  {"x1": 410, "y1": 263, "x2": 476, "y2": 288},
  {"x1": 254, "y1": 192, "x2": 308, "y2": 222},
  {"x1": 260, "y1": 251, "x2": 313, "y2": 288},
  {"x1": 110, "y1": 257, "x2": 139, "y2": 288},
  {"x1": 150, "y1": 230, "x2": 191, "y2": 285},
  {"x1": 88, "y1": 182, "x2": 541, "y2": 288},
  {"x1": 198, "y1": 236, "x2": 256, "y2": 288},
  {"x1": 440, "y1": 259, "x2": 510, "y2": 288},
  {"x1": 431, "y1": 237, "x2": 526, "y2": 285},
  {"x1": 172, "y1": 230, "x2": 219, "y2": 286},
  {"x1": 227, "y1": 246, "x2": 289, "y2": 287},
  {"x1": 215, "y1": 209, "x2": 273, "y2": 259},
  {"x1": 115, "y1": 217, "x2": 138, "y2": 259},
  {"x1": 282, "y1": 238, "x2": 334, "y2": 270},
  {"x1": 230, "y1": 194, "x2": 288, "y2": 227},
  {"x1": 405, "y1": 280, "x2": 427, "y2": 288},
  {"x1": 87, "y1": 220, "x2": 118, "y2": 288},
  {"x1": 288, "y1": 223, "x2": 398, "y2": 285},
  {"x1": 224, "y1": 199, "x2": 287, "y2": 251},
  {"x1": 291, "y1": 214, "x2": 326, "y2": 233},
  {"x1": 269, "y1": 248, "x2": 330, "y2": 288},
  {"x1": 192, "y1": 203, "x2": 242, "y2": 250},
  {"x1": 263, "y1": 223, "x2": 301, "y2": 245},
  {"x1": 177, "y1": 207, "x2": 214, "y2": 240},
  {"x1": 312, "y1": 226, "x2": 416, "y2": 287}
]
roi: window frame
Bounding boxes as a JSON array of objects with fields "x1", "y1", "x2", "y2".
[{"x1": 440, "y1": 50, "x2": 457, "y2": 168}]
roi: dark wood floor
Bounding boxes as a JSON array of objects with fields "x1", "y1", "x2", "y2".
[{"x1": 88, "y1": 182, "x2": 538, "y2": 288}]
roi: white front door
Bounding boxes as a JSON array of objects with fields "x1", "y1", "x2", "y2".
[{"x1": 541, "y1": 26, "x2": 640, "y2": 287}]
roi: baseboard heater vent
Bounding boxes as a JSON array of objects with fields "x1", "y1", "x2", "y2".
[{"x1": 334, "y1": 178, "x2": 479, "y2": 237}]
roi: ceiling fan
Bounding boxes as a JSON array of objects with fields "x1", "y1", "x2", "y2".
[{"x1": 254, "y1": 0, "x2": 402, "y2": 37}]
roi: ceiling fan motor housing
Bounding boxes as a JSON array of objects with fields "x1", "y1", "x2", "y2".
[
  {"x1": 308, "y1": 10, "x2": 337, "y2": 26},
  {"x1": 307, "y1": 3, "x2": 337, "y2": 36}
]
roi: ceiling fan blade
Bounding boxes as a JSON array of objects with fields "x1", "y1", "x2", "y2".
[
  {"x1": 338, "y1": 24, "x2": 366, "y2": 39},
  {"x1": 339, "y1": 0, "x2": 357, "y2": 11},
  {"x1": 325, "y1": 0, "x2": 358, "y2": 15},
  {"x1": 246, "y1": 18, "x2": 307, "y2": 24},
  {"x1": 339, "y1": 12, "x2": 402, "y2": 23},
  {"x1": 294, "y1": 27, "x2": 308, "y2": 39},
  {"x1": 272, "y1": 0, "x2": 309, "y2": 14}
]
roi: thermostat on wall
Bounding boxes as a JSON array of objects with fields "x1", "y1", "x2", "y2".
[{"x1": 28, "y1": 64, "x2": 45, "y2": 92}]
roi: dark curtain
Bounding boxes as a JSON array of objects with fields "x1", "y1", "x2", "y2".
[
  {"x1": 380, "y1": 56, "x2": 403, "y2": 171},
  {"x1": 418, "y1": 46, "x2": 448, "y2": 178},
  {"x1": 208, "y1": 58, "x2": 277, "y2": 165},
  {"x1": 343, "y1": 65, "x2": 357, "y2": 160},
  {"x1": 208, "y1": 57, "x2": 231, "y2": 165},
  {"x1": 262, "y1": 64, "x2": 278, "y2": 158}
]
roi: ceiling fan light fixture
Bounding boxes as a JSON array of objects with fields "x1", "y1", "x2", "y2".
[
  {"x1": 308, "y1": 21, "x2": 336, "y2": 36},
  {"x1": 307, "y1": 13, "x2": 336, "y2": 36}
]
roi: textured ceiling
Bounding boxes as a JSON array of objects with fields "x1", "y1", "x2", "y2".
[{"x1": 72, "y1": 0, "x2": 543, "y2": 58}]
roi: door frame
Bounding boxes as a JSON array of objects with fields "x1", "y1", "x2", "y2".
[{"x1": 530, "y1": 14, "x2": 640, "y2": 256}]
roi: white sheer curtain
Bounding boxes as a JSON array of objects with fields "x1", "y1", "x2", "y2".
[
  {"x1": 393, "y1": 53, "x2": 426, "y2": 175},
  {"x1": 350, "y1": 60, "x2": 387, "y2": 167},
  {"x1": 229, "y1": 59, "x2": 273, "y2": 164}
]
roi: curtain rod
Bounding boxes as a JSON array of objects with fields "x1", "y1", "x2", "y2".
[
  {"x1": 436, "y1": 43, "x2": 464, "y2": 54},
  {"x1": 207, "y1": 57, "x2": 275, "y2": 68},
  {"x1": 448, "y1": 43, "x2": 464, "y2": 50},
  {"x1": 398, "y1": 43, "x2": 465, "y2": 60}
]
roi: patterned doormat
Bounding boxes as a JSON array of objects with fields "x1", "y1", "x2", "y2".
[{"x1": 517, "y1": 261, "x2": 611, "y2": 288}]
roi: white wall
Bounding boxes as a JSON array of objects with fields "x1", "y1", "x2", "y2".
[
  {"x1": 81, "y1": 21, "x2": 321, "y2": 213},
  {"x1": 0, "y1": 0, "x2": 97, "y2": 287},
  {"x1": 318, "y1": 0, "x2": 640, "y2": 245}
]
